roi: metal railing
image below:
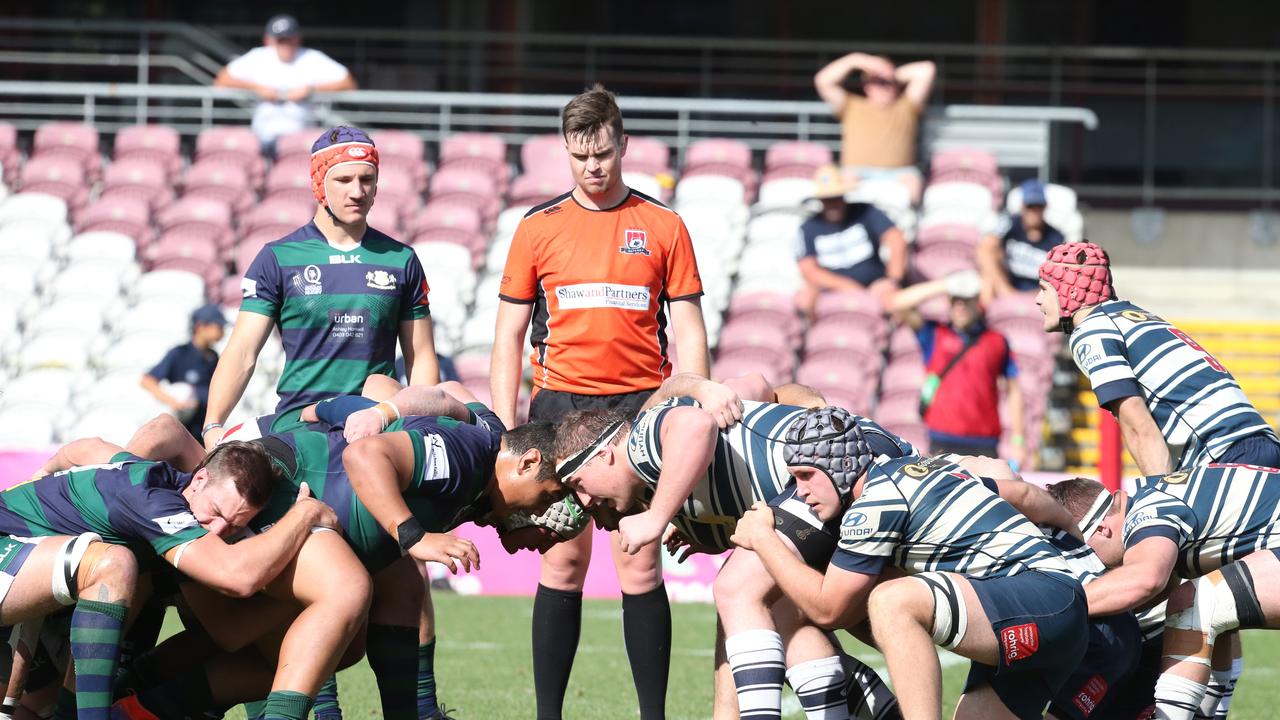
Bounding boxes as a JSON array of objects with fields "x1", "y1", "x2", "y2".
[{"x1": 0, "y1": 82, "x2": 1095, "y2": 182}]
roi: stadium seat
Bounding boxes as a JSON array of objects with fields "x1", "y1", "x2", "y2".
[
  {"x1": 366, "y1": 203, "x2": 405, "y2": 236},
  {"x1": 519, "y1": 135, "x2": 572, "y2": 181},
  {"x1": 113, "y1": 124, "x2": 183, "y2": 180},
  {"x1": 914, "y1": 222, "x2": 981, "y2": 252},
  {"x1": 274, "y1": 128, "x2": 326, "y2": 166},
  {"x1": 910, "y1": 243, "x2": 980, "y2": 282},
  {"x1": 622, "y1": 173, "x2": 665, "y2": 202},
  {"x1": 156, "y1": 197, "x2": 234, "y2": 249},
  {"x1": 850, "y1": 178, "x2": 913, "y2": 215},
  {"x1": 69, "y1": 404, "x2": 158, "y2": 446},
  {"x1": 24, "y1": 297, "x2": 109, "y2": 338},
  {"x1": 675, "y1": 175, "x2": 746, "y2": 207},
  {"x1": 930, "y1": 147, "x2": 999, "y2": 188},
  {"x1": 712, "y1": 354, "x2": 791, "y2": 386},
  {"x1": 0, "y1": 122, "x2": 18, "y2": 182},
  {"x1": 0, "y1": 405, "x2": 59, "y2": 447},
  {"x1": 18, "y1": 330, "x2": 93, "y2": 372},
  {"x1": 183, "y1": 160, "x2": 254, "y2": 214},
  {"x1": 0, "y1": 223, "x2": 59, "y2": 263},
  {"x1": 264, "y1": 158, "x2": 314, "y2": 207},
  {"x1": 100, "y1": 158, "x2": 175, "y2": 212},
  {"x1": 879, "y1": 358, "x2": 926, "y2": 402},
  {"x1": 507, "y1": 174, "x2": 567, "y2": 208},
  {"x1": 46, "y1": 261, "x2": 132, "y2": 303},
  {"x1": 147, "y1": 228, "x2": 223, "y2": 268},
  {"x1": 495, "y1": 205, "x2": 532, "y2": 238},
  {"x1": 373, "y1": 130, "x2": 431, "y2": 190},
  {"x1": 74, "y1": 197, "x2": 153, "y2": 247},
  {"x1": 0, "y1": 258, "x2": 46, "y2": 303},
  {"x1": 802, "y1": 319, "x2": 885, "y2": 369},
  {"x1": 754, "y1": 178, "x2": 815, "y2": 215},
  {"x1": 624, "y1": 137, "x2": 671, "y2": 176},
  {"x1": 32, "y1": 121, "x2": 101, "y2": 181},
  {"x1": 795, "y1": 360, "x2": 874, "y2": 413},
  {"x1": 133, "y1": 269, "x2": 206, "y2": 306},
  {"x1": 408, "y1": 202, "x2": 484, "y2": 236},
  {"x1": 685, "y1": 138, "x2": 752, "y2": 173},
  {"x1": 99, "y1": 330, "x2": 182, "y2": 373},
  {"x1": 726, "y1": 291, "x2": 800, "y2": 337},
  {"x1": 0, "y1": 191, "x2": 69, "y2": 228},
  {"x1": 374, "y1": 164, "x2": 422, "y2": 217},
  {"x1": 887, "y1": 323, "x2": 924, "y2": 365},
  {"x1": 2, "y1": 368, "x2": 77, "y2": 408},
  {"x1": 428, "y1": 167, "x2": 501, "y2": 222},
  {"x1": 195, "y1": 126, "x2": 265, "y2": 187},
  {"x1": 763, "y1": 141, "x2": 832, "y2": 175},
  {"x1": 458, "y1": 309, "x2": 499, "y2": 353},
  {"x1": 438, "y1": 133, "x2": 508, "y2": 188},
  {"x1": 19, "y1": 155, "x2": 89, "y2": 211},
  {"x1": 746, "y1": 212, "x2": 803, "y2": 247},
  {"x1": 242, "y1": 196, "x2": 313, "y2": 237},
  {"x1": 811, "y1": 288, "x2": 884, "y2": 325},
  {"x1": 73, "y1": 369, "x2": 158, "y2": 413},
  {"x1": 413, "y1": 240, "x2": 475, "y2": 275},
  {"x1": 112, "y1": 299, "x2": 196, "y2": 340},
  {"x1": 451, "y1": 352, "x2": 491, "y2": 386}
]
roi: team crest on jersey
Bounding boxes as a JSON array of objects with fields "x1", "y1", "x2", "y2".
[
  {"x1": 293, "y1": 265, "x2": 323, "y2": 295},
  {"x1": 1163, "y1": 471, "x2": 1189, "y2": 485},
  {"x1": 153, "y1": 512, "x2": 200, "y2": 535},
  {"x1": 241, "y1": 278, "x2": 258, "y2": 298},
  {"x1": 620, "y1": 229, "x2": 651, "y2": 256},
  {"x1": 366, "y1": 270, "x2": 397, "y2": 291},
  {"x1": 1121, "y1": 310, "x2": 1150, "y2": 322},
  {"x1": 901, "y1": 463, "x2": 930, "y2": 478}
]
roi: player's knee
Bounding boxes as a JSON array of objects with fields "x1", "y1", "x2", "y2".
[
  {"x1": 77, "y1": 541, "x2": 139, "y2": 600},
  {"x1": 541, "y1": 545, "x2": 590, "y2": 589},
  {"x1": 361, "y1": 374, "x2": 403, "y2": 399},
  {"x1": 616, "y1": 546, "x2": 662, "y2": 593},
  {"x1": 868, "y1": 577, "x2": 931, "y2": 628},
  {"x1": 1167, "y1": 563, "x2": 1266, "y2": 645}
]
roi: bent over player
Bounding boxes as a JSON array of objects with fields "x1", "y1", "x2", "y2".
[{"x1": 730, "y1": 411, "x2": 1090, "y2": 719}]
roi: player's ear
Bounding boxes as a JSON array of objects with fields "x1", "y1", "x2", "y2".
[
  {"x1": 518, "y1": 447, "x2": 544, "y2": 478},
  {"x1": 618, "y1": 134, "x2": 628, "y2": 157}
]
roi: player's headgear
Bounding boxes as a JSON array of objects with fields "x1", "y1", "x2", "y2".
[
  {"x1": 783, "y1": 407, "x2": 872, "y2": 502},
  {"x1": 310, "y1": 126, "x2": 379, "y2": 214},
  {"x1": 1038, "y1": 241, "x2": 1114, "y2": 334},
  {"x1": 500, "y1": 494, "x2": 590, "y2": 543},
  {"x1": 556, "y1": 420, "x2": 626, "y2": 482}
]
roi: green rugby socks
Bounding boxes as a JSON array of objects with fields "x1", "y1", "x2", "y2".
[
  {"x1": 258, "y1": 690, "x2": 312, "y2": 720},
  {"x1": 70, "y1": 598, "x2": 128, "y2": 720},
  {"x1": 368, "y1": 623, "x2": 418, "y2": 720}
]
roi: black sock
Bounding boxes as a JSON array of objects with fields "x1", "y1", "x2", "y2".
[
  {"x1": 622, "y1": 585, "x2": 670, "y2": 720},
  {"x1": 532, "y1": 584, "x2": 583, "y2": 720}
]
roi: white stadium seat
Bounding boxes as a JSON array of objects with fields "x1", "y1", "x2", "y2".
[
  {"x1": 23, "y1": 298, "x2": 108, "y2": 338},
  {"x1": 746, "y1": 213, "x2": 803, "y2": 247},
  {"x1": 0, "y1": 192, "x2": 68, "y2": 227},
  {"x1": 0, "y1": 257, "x2": 50, "y2": 303},
  {"x1": 922, "y1": 181, "x2": 994, "y2": 215},
  {"x1": 45, "y1": 262, "x2": 130, "y2": 303},
  {"x1": 0, "y1": 404, "x2": 59, "y2": 446},
  {"x1": 75, "y1": 369, "x2": 159, "y2": 413},
  {"x1": 111, "y1": 300, "x2": 192, "y2": 341},
  {"x1": 484, "y1": 234, "x2": 513, "y2": 273},
  {"x1": 0, "y1": 222, "x2": 59, "y2": 263},
  {"x1": 1, "y1": 368, "x2": 77, "y2": 408},
  {"x1": 495, "y1": 206, "x2": 532, "y2": 238},
  {"x1": 754, "y1": 178, "x2": 814, "y2": 214},
  {"x1": 850, "y1": 178, "x2": 913, "y2": 215},
  {"x1": 622, "y1": 172, "x2": 664, "y2": 200},
  {"x1": 675, "y1": 175, "x2": 746, "y2": 207},
  {"x1": 98, "y1": 330, "x2": 178, "y2": 373},
  {"x1": 414, "y1": 241, "x2": 475, "y2": 275},
  {"x1": 65, "y1": 231, "x2": 137, "y2": 265},
  {"x1": 17, "y1": 330, "x2": 93, "y2": 372},
  {"x1": 132, "y1": 269, "x2": 206, "y2": 306},
  {"x1": 69, "y1": 404, "x2": 155, "y2": 446}
]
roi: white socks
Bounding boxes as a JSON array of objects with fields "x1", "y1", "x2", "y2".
[
  {"x1": 726, "y1": 629, "x2": 786, "y2": 720},
  {"x1": 1200, "y1": 657, "x2": 1243, "y2": 719},
  {"x1": 1155, "y1": 673, "x2": 1209, "y2": 720},
  {"x1": 786, "y1": 656, "x2": 846, "y2": 720}
]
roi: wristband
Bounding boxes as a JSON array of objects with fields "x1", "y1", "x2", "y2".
[
  {"x1": 1011, "y1": 434, "x2": 1025, "y2": 447},
  {"x1": 202, "y1": 422, "x2": 224, "y2": 435},
  {"x1": 397, "y1": 516, "x2": 426, "y2": 555},
  {"x1": 375, "y1": 401, "x2": 401, "y2": 429}
]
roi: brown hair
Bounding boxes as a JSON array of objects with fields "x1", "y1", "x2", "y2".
[
  {"x1": 561, "y1": 83, "x2": 624, "y2": 146},
  {"x1": 502, "y1": 422, "x2": 559, "y2": 484},
  {"x1": 193, "y1": 440, "x2": 278, "y2": 509},
  {"x1": 1045, "y1": 477, "x2": 1111, "y2": 523},
  {"x1": 555, "y1": 408, "x2": 633, "y2": 461}
]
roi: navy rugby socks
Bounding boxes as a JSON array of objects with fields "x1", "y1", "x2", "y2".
[
  {"x1": 418, "y1": 639, "x2": 440, "y2": 718},
  {"x1": 313, "y1": 675, "x2": 342, "y2": 719},
  {"x1": 532, "y1": 584, "x2": 583, "y2": 720},
  {"x1": 622, "y1": 585, "x2": 671, "y2": 720},
  {"x1": 367, "y1": 623, "x2": 419, "y2": 720},
  {"x1": 70, "y1": 598, "x2": 128, "y2": 720}
]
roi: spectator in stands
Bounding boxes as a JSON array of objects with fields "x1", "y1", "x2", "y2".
[
  {"x1": 213, "y1": 14, "x2": 357, "y2": 154},
  {"x1": 890, "y1": 271, "x2": 1025, "y2": 463},
  {"x1": 978, "y1": 179, "x2": 1065, "y2": 301},
  {"x1": 140, "y1": 304, "x2": 226, "y2": 442},
  {"x1": 794, "y1": 163, "x2": 906, "y2": 316},
  {"x1": 814, "y1": 52, "x2": 935, "y2": 203}
]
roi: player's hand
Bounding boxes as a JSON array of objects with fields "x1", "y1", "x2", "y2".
[
  {"x1": 343, "y1": 406, "x2": 387, "y2": 443},
  {"x1": 617, "y1": 511, "x2": 666, "y2": 555},
  {"x1": 662, "y1": 525, "x2": 704, "y2": 563},
  {"x1": 729, "y1": 502, "x2": 775, "y2": 551},
  {"x1": 292, "y1": 482, "x2": 341, "y2": 531},
  {"x1": 694, "y1": 380, "x2": 745, "y2": 429},
  {"x1": 202, "y1": 426, "x2": 226, "y2": 450},
  {"x1": 410, "y1": 532, "x2": 481, "y2": 574},
  {"x1": 284, "y1": 85, "x2": 312, "y2": 103}
]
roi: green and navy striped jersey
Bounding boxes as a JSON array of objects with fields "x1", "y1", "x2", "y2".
[
  {"x1": 1070, "y1": 300, "x2": 1277, "y2": 469},
  {"x1": 252, "y1": 404, "x2": 504, "y2": 572},
  {"x1": 0, "y1": 453, "x2": 206, "y2": 557},
  {"x1": 240, "y1": 221, "x2": 431, "y2": 412},
  {"x1": 1123, "y1": 463, "x2": 1280, "y2": 578},
  {"x1": 834, "y1": 454, "x2": 1073, "y2": 579},
  {"x1": 625, "y1": 397, "x2": 918, "y2": 551}
]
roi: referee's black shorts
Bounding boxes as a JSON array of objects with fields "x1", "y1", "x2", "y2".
[{"x1": 527, "y1": 387, "x2": 655, "y2": 424}]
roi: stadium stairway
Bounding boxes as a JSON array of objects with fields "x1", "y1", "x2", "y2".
[{"x1": 1062, "y1": 318, "x2": 1280, "y2": 477}]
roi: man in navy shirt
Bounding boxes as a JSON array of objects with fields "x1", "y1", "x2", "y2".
[
  {"x1": 794, "y1": 164, "x2": 906, "y2": 316},
  {"x1": 141, "y1": 304, "x2": 226, "y2": 442},
  {"x1": 978, "y1": 179, "x2": 1066, "y2": 299}
]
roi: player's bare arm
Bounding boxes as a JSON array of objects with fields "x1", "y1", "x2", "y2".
[
  {"x1": 731, "y1": 502, "x2": 876, "y2": 628},
  {"x1": 165, "y1": 483, "x2": 340, "y2": 598},
  {"x1": 669, "y1": 297, "x2": 711, "y2": 377},
  {"x1": 1084, "y1": 536, "x2": 1179, "y2": 616},
  {"x1": 616, "y1": 406, "x2": 718, "y2": 554},
  {"x1": 342, "y1": 432, "x2": 480, "y2": 572},
  {"x1": 988, "y1": 476, "x2": 1083, "y2": 540},
  {"x1": 125, "y1": 414, "x2": 206, "y2": 472},
  {"x1": 641, "y1": 373, "x2": 745, "y2": 428},
  {"x1": 1110, "y1": 395, "x2": 1174, "y2": 475},
  {"x1": 490, "y1": 299, "x2": 535, "y2": 429},
  {"x1": 399, "y1": 315, "x2": 441, "y2": 386},
  {"x1": 33, "y1": 436, "x2": 125, "y2": 478},
  {"x1": 202, "y1": 311, "x2": 275, "y2": 449}
]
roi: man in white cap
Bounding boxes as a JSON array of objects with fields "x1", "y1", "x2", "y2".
[
  {"x1": 214, "y1": 14, "x2": 358, "y2": 153},
  {"x1": 890, "y1": 271, "x2": 1025, "y2": 463}
]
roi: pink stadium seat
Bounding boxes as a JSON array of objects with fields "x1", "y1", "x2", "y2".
[
  {"x1": 760, "y1": 165, "x2": 822, "y2": 185},
  {"x1": 726, "y1": 291, "x2": 800, "y2": 339},
  {"x1": 235, "y1": 232, "x2": 278, "y2": 272},
  {"x1": 440, "y1": 133, "x2": 505, "y2": 165},
  {"x1": 712, "y1": 355, "x2": 792, "y2": 387},
  {"x1": 113, "y1": 124, "x2": 182, "y2": 180},
  {"x1": 718, "y1": 319, "x2": 792, "y2": 354},
  {"x1": 408, "y1": 202, "x2": 484, "y2": 236},
  {"x1": 909, "y1": 244, "x2": 979, "y2": 282},
  {"x1": 624, "y1": 137, "x2": 671, "y2": 176},
  {"x1": 0, "y1": 124, "x2": 17, "y2": 182},
  {"x1": 274, "y1": 128, "x2": 325, "y2": 165},
  {"x1": 883, "y1": 420, "x2": 928, "y2": 452},
  {"x1": 802, "y1": 319, "x2": 884, "y2": 369},
  {"x1": 148, "y1": 231, "x2": 225, "y2": 288},
  {"x1": 878, "y1": 358, "x2": 926, "y2": 401},
  {"x1": 685, "y1": 138, "x2": 752, "y2": 172},
  {"x1": 452, "y1": 354, "x2": 491, "y2": 385},
  {"x1": 183, "y1": 160, "x2": 254, "y2": 214},
  {"x1": 241, "y1": 197, "x2": 312, "y2": 236},
  {"x1": 408, "y1": 228, "x2": 487, "y2": 262},
  {"x1": 930, "y1": 147, "x2": 998, "y2": 185},
  {"x1": 520, "y1": 135, "x2": 571, "y2": 180},
  {"x1": 264, "y1": 159, "x2": 314, "y2": 206},
  {"x1": 19, "y1": 156, "x2": 89, "y2": 211},
  {"x1": 373, "y1": 165, "x2": 422, "y2": 216},
  {"x1": 372, "y1": 129, "x2": 427, "y2": 161},
  {"x1": 33, "y1": 122, "x2": 101, "y2": 180},
  {"x1": 218, "y1": 275, "x2": 244, "y2": 306},
  {"x1": 915, "y1": 223, "x2": 981, "y2": 252},
  {"x1": 887, "y1": 323, "x2": 923, "y2": 366},
  {"x1": 764, "y1": 141, "x2": 832, "y2": 174},
  {"x1": 507, "y1": 174, "x2": 567, "y2": 208},
  {"x1": 917, "y1": 295, "x2": 950, "y2": 325},
  {"x1": 75, "y1": 197, "x2": 153, "y2": 247},
  {"x1": 812, "y1": 289, "x2": 886, "y2": 328},
  {"x1": 157, "y1": 197, "x2": 233, "y2": 250},
  {"x1": 101, "y1": 158, "x2": 174, "y2": 212},
  {"x1": 429, "y1": 167, "x2": 501, "y2": 223},
  {"x1": 366, "y1": 202, "x2": 404, "y2": 236},
  {"x1": 795, "y1": 360, "x2": 874, "y2": 414},
  {"x1": 985, "y1": 292, "x2": 1043, "y2": 331},
  {"x1": 150, "y1": 256, "x2": 224, "y2": 292},
  {"x1": 379, "y1": 155, "x2": 430, "y2": 193},
  {"x1": 195, "y1": 126, "x2": 265, "y2": 186},
  {"x1": 875, "y1": 393, "x2": 921, "y2": 426}
]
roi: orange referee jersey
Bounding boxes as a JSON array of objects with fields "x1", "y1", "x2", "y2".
[{"x1": 499, "y1": 189, "x2": 703, "y2": 395}]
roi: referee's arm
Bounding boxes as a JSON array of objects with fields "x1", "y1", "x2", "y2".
[
  {"x1": 669, "y1": 298, "x2": 710, "y2": 377},
  {"x1": 491, "y1": 299, "x2": 534, "y2": 429}
]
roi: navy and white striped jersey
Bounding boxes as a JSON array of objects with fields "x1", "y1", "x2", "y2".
[
  {"x1": 1070, "y1": 300, "x2": 1276, "y2": 469},
  {"x1": 834, "y1": 455, "x2": 1074, "y2": 578},
  {"x1": 626, "y1": 397, "x2": 917, "y2": 550},
  {"x1": 1123, "y1": 464, "x2": 1280, "y2": 578}
]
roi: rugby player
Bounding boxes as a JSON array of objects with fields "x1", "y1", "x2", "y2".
[
  {"x1": 114, "y1": 381, "x2": 564, "y2": 720},
  {"x1": 1037, "y1": 240, "x2": 1280, "y2": 713},
  {"x1": 1048, "y1": 466, "x2": 1280, "y2": 720},
  {"x1": 555, "y1": 386, "x2": 908, "y2": 720},
  {"x1": 12, "y1": 440, "x2": 335, "y2": 719},
  {"x1": 728, "y1": 411, "x2": 1090, "y2": 720}
]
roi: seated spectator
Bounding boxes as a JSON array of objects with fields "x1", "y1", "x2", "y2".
[
  {"x1": 814, "y1": 52, "x2": 936, "y2": 203},
  {"x1": 890, "y1": 271, "x2": 1025, "y2": 464},
  {"x1": 140, "y1": 304, "x2": 226, "y2": 442},
  {"x1": 793, "y1": 164, "x2": 906, "y2": 317},
  {"x1": 213, "y1": 14, "x2": 357, "y2": 154},
  {"x1": 978, "y1": 179, "x2": 1066, "y2": 300}
]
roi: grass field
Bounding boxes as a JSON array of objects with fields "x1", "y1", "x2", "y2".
[{"x1": 206, "y1": 592, "x2": 1280, "y2": 719}]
